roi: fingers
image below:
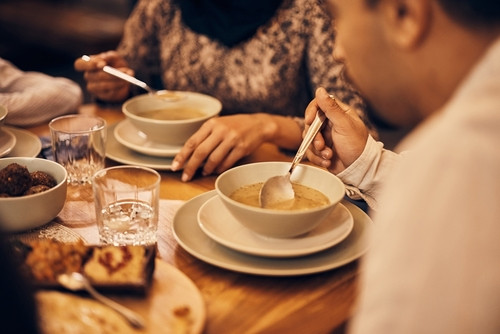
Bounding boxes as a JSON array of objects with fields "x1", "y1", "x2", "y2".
[
  {"x1": 306, "y1": 149, "x2": 332, "y2": 169},
  {"x1": 171, "y1": 120, "x2": 220, "y2": 181},
  {"x1": 75, "y1": 53, "x2": 132, "y2": 102},
  {"x1": 74, "y1": 53, "x2": 108, "y2": 71},
  {"x1": 315, "y1": 87, "x2": 349, "y2": 119},
  {"x1": 304, "y1": 98, "x2": 320, "y2": 125},
  {"x1": 175, "y1": 135, "x2": 243, "y2": 182},
  {"x1": 171, "y1": 116, "x2": 259, "y2": 182}
]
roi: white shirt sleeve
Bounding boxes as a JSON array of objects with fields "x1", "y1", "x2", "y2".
[
  {"x1": 0, "y1": 58, "x2": 82, "y2": 127},
  {"x1": 336, "y1": 135, "x2": 401, "y2": 210}
]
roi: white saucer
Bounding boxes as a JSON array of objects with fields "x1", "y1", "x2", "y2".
[
  {"x1": 173, "y1": 191, "x2": 372, "y2": 276},
  {"x1": 198, "y1": 195, "x2": 354, "y2": 258},
  {"x1": 0, "y1": 128, "x2": 17, "y2": 157},
  {"x1": 106, "y1": 122, "x2": 174, "y2": 170},
  {"x1": 4, "y1": 126, "x2": 41, "y2": 157},
  {"x1": 114, "y1": 119, "x2": 183, "y2": 157}
]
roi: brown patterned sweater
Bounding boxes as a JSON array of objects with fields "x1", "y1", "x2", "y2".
[{"x1": 118, "y1": 0, "x2": 371, "y2": 127}]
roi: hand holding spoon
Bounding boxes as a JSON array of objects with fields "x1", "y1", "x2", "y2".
[{"x1": 81, "y1": 55, "x2": 181, "y2": 101}]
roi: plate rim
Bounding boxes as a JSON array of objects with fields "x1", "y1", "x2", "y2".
[
  {"x1": 0, "y1": 127, "x2": 17, "y2": 157},
  {"x1": 173, "y1": 190, "x2": 372, "y2": 276},
  {"x1": 106, "y1": 122, "x2": 174, "y2": 170},
  {"x1": 4, "y1": 126, "x2": 42, "y2": 158},
  {"x1": 197, "y1": 195, "x2": 354, "y2": 258},
  {"x1": 114, "y1": 119, "x2": 183, "y2": 157}
]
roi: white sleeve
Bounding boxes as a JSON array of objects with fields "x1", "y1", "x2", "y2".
[
  {"x1": 336, "y1": 135, "x2": 401, "y2": 210},
  {"x1": 0, "y1": 58, "x2": 82, "y2": 127}
]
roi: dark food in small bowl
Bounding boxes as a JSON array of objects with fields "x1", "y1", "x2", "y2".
[
  {"x1": 0, "y1": 163, "x2": 57, "y2": 197},
  {"x1": 0, "y1": 157, "x2": 67, "y2": 232}
]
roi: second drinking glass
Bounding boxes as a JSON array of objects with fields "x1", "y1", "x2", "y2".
[
  {"x1": 49, "y1": 114, "x2": 106, "y2": 185},
  {"x1": 92, "y1": 165, "x2": 161, "y2": 246}
]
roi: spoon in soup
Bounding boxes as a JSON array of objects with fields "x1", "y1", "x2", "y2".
[
  {"x1": 259, "y1": 112, "x2": 326, "y2": 209},
  {"x1": 81, "y1": 55, "x2": 181, "y2": 101}
]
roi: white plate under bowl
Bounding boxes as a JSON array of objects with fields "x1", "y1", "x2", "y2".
[
  {"x1": 4, "y1": 126, "x2": 42, "y2": 158},
  {"x1": 106, "y1": 122, "x2": 174, "y2": 171},
  {"x1": 198, "y1": 195, "x2": 354, "y2": 258},
  {"x1": 0, "y1": 128, "x2": 16, "y2": 157},
  {"x1": 173, "y1": 191, "x2": 372, "y2": 276},
  {"x1": 114, "y1": 119, "x2": 183, "y2": 157}
]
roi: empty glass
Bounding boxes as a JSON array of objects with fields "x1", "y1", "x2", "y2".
[{"x1": 49, "y1": 115, "x2": 106, "y2": 185}]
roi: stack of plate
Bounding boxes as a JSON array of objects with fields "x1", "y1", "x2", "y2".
[
  {"x1": 172, "y1": 191, "x2": 373, "y2": 276},
  {"x1": 0, "y1": 126, "x2": 42, "y2": 158},
  {"x1": 106, "y1": 119, "x2": 179, "y2": 170}
]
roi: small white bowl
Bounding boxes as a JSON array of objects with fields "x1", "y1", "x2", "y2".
[
  {"x1": 215, "y1": 162, "x2": 346, "y2": 238},
  {"x1": 0, "y1": 157, "x2": 67, "y2": 232},
  {"x1": 123, "y1": 91, "x2": 222, "y2": 145}
]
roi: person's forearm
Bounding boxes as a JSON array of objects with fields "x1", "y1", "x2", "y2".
[
  {"x1": 1, "y1": 75, "x2": 82, "y2": 127},
  {"x1": 258, "y1": 113, "x2": 303, "y2": 150}
]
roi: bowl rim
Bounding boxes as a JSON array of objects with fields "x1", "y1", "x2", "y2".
[
  {"x1": 215, "y1": 162, "x2": 345, "y2": 214},
  {"x1": 0, "y1": 157, "x2": 68, "y2": 200},
  {"x1": 122, "y1": 91, "x2": 223, "y2": 125},
  {"x1": 0, "y1": 105, "x2": 7, "y2": 124}
]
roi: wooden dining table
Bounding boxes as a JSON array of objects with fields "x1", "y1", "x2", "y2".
[{"x1": 26, "y1": 104, "x2": 364, "y2": 334}]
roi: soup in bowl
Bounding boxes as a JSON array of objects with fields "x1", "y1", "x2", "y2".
[
  {"x1": 215, "y1": 161, "x2": 346, "y2": 238},
  {"x1": 123, "y1": 91, "x2": 222, "y2": 145}
]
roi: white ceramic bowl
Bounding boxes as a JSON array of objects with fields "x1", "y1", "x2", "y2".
[
  {"x1": 0, "y1": 157, "x2": 67, "y2": 232},
  {"x1": 215, "y1": 161, "x2": 346, "y2": 238},
  {"x1": 122, "y1": 91, "x2": 222, "y2": 145}
]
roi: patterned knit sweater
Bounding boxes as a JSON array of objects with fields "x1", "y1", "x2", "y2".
[{"x1": 118, "y1": 0, "x2": 372, "y2": 128}]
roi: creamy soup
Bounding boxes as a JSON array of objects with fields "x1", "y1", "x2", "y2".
[
  {"x1": 229, "y1": 182, "x2": 330, "y2": 210},
  {"x1": 136, "y1": 107, "x2": 205, "y2": 120}
]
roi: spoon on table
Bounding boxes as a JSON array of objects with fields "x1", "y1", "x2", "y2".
[
  {"x1": 57, "y1": 272, "x2": 146, "y2": 329},
  {"x1": 259, "y1": 111, "x2": 326, "y2": 209},
  {"x1": 81, "y1": 55, "x2": 181, "y2": 101}
]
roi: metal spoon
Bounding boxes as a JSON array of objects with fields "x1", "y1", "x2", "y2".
[
  {"x1": 81, "y1": 55, "x2": 181, "y2": 101},
  {"x1": 57, "y1": 272, "x2": 146, "y2": 329},
  {"x1": 259, "y1": 112, "x2": 326, "y2": 209}
]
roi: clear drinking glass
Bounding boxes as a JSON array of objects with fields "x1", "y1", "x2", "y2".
[
  {"x1": 49, "y1": 115, "x2": 106, "y2": 185},
  {"x1": 92, "y1": 165, "x2": 161, "y2": 246}
]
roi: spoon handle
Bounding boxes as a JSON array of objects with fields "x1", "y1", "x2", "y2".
[
  {"x1": 82, "y1": 279, "x2": 146, "y2": 329},
  {"x1": 289, "y1": 112, "x2": 325, "y2": 174},
  {"x1": 81, "y1": 55, "x2": 154, "y2": 94}
]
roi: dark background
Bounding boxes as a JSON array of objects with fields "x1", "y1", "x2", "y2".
[{"x1": 0, "y1": 0, "x2": 136, "y2": 103}]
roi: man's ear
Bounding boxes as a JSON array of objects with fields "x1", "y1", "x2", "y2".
[{"x1": 380, "y1": 0, "x2": 431, "y2": 49}]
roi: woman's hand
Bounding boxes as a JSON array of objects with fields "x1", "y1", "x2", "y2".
[
  {"x1": 74, "y1": 51, "x2": 132, "y2": 102},
  {"x1": 305, "y1": 87, "x2": 369, "y2": 174},
  {"x1": 171, "y1": 113, "x2": 285, "y2": 181}
]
